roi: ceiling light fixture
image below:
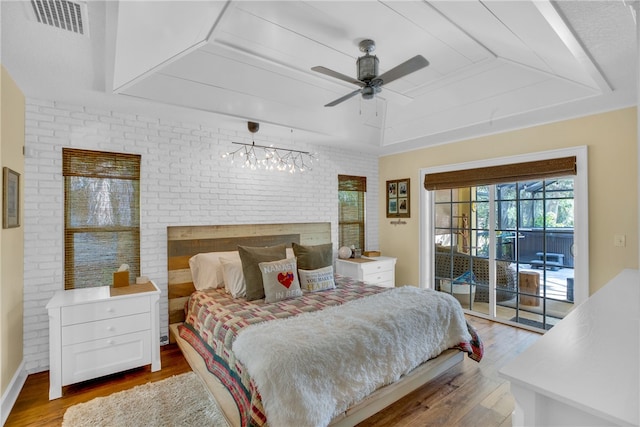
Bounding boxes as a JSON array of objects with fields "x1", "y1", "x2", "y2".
[{"x1": 222, "y1": 122, "x2": 316, "y2": 173}]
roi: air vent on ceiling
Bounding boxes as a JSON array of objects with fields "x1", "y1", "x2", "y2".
[{"x1": 30, "y1": 0, "x2": 87, "y2": 35}]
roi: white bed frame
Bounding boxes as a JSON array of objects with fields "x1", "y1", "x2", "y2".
[{"x1": 166, "y1": 223, "x2": 465, "y2": 426}]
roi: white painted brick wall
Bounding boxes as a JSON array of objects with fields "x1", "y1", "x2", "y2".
[{"x1": 23, "y1": 99, "x2": 379, "y2": 373}]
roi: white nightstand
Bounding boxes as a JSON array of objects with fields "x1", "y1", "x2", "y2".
[
  {"x1": 46, "y1": 281, "x2": 161, "y2": 400},
  {"x1": 335, "y1": 256, "x2": 397, "y2": 287}
]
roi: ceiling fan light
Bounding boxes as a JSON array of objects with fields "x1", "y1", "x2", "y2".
[
  {"x1": 357, "y1": 55, "x2": 378, "y2": 81},
  {"x1": 361, "y1": 86, "x2": 375, "y2": 100}
]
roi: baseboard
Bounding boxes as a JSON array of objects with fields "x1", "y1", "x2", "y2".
[{"x1": 1, "y1": 360, "x2": 27, "y2": 426}]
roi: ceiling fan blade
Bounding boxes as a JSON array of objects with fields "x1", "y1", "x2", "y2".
[
  {"x1": 377, "y1": 55, "x2": 429, "y2": 86},
  {"x1": 312, "y1": 66, "x2": 365, "y2": 87},
  {"x1": 325, "y1": 88, "x2": 362, "y2": 107}
]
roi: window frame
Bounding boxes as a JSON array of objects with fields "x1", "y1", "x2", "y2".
[
  {"x1": 338, "y1": 175, "x2": 367, "y2": 250},
  {"x1": 63, "y1": 148, "x2": 141, "y2": 289},
  {"x1": 420, "y1": 146, "x2": 589, "y2": 307}
]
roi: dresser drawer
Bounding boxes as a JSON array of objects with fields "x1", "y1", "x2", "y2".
[
  {"x1": 62, "y1": 330, "x2": 151, "y2": 386},
  {"x1": 374, "y1": 280, "x2": 395, "y2": 288},
  {"x1": 359, "y1": 260, "x2": 394, "y2": 276},
  {"x1": 62, "y1": 313, "x2": 151, "y2": 346},
  {"x1": 336, "y1": 256, "x2": 397, "y2": 287},
  {"x1": 48, "y1": 282, "x2": 161, "y2": 399},
  {"x1": 62, "y1": 296, "x2": 149, "y2": 326},
  {"x1": 362, "y1": 270, "x2": 394, "y2": 285}
]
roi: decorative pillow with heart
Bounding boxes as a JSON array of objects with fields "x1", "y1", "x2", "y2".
[{"x1": 259, "y1": 257, "x2": 303, "y2": 303}]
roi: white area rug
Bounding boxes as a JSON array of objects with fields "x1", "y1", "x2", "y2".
[{"x1": 62, "y1": 372, "x2": 228, "y2": 427}]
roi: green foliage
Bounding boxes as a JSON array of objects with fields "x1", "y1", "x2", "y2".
[{"x1": 498, "y1": 179, "x2": 574, "y2": 229}]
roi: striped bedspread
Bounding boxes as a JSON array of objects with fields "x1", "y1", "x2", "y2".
[{"x1": 178, "y1": 275, "x2": 483, "y2": 426}]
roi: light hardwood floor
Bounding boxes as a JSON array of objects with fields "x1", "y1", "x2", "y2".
[
  {"x1": 5, "y1": 315, "x2": 540, "y2": 427},
  {"x1": 359, "y1": 315, "x2": 540, "y2": 427},
  {"x1": 5, "y1": 345, "x2": 192, "y2": 426}
]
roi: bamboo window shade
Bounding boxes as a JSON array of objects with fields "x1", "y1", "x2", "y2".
[
  {"x1": 338, "y1": 175, "x2": 367, "y2": 192},
  {"x1": 424, "y1": 156, "x2": 576, "y2": 190},
  {"x1": 338, "y1": 175, "x2": 366, "y2": 250},
  {"x1": 63, "y1": 148, "x2": 141, "y2": 289}
]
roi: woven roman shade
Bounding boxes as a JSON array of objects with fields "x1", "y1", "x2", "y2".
[
  {"x1": 424, "y1": 156, "x2": 577, "y2": 190},
  {"x1": 338, "y1": 175, "x2": 367, "y2": 192},
  {"x1": 338, "y1": 175, "x2": 366, "y2": 250},
  {"x1": 62, "y1": 148, "x2": 141, "y2": 179},
  {"x1": 63, "y1": 148, "x2": 141, "y2": 289}
]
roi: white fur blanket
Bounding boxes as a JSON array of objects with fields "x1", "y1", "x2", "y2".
[{"x1": 233, "y1": 286, "x2": 471, "y2": 427}]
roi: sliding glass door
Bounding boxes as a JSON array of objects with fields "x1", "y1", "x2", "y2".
[
  {"x1": 424, "y1": 147, "x2": 589, "y2": 332},
  {"x1": 433, "y1": 179, "x2": 576, "y2": 330}
]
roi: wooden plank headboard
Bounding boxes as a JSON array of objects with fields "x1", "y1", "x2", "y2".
[{"x1": 167, "y1": 222, "x2": 332, "y2": 340}]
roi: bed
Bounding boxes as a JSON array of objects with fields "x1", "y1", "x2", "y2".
[{"x1": 167, "y1": 223, "x2": 483, "y2": 427}]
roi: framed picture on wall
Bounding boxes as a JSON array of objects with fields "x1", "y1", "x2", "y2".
[
  {"x1": 3, "y1": 167, "x2": 20, "y2": 229},
  {"x1": 388, "y1": 198, "x2": 398, "y2": 214},
  {"x1": 386, "y1": 178, "x2": 410, "y2": 218}
]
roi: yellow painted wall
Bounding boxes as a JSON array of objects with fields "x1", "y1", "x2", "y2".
[
  {"x1": 1, "y1": 65, "x2": 25, "y2": 395},
  {"x1": 380, "y1": 108, "x2": 638, "y2": 295}
]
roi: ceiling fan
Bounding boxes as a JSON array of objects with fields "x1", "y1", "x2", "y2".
[{"x1": 312, "y1": 39, "x2": 429, "y2": 107}]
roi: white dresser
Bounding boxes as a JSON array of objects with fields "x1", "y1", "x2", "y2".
[
  {"x1": 335, "y1": 256, "x2": 396, "y2": 287},
  {"x1": 500, "y1": 269, "x2": 639, "y2": 426},
  {"x1": 47, "y1": 281, "x2": 161, "y2": 400}
]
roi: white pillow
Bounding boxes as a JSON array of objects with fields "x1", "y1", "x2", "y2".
[
  {"x1": 220, "y1": 257, "x2": 246, "y2": 298},
  {"x1": 298, "y1": 266, "x2": 335, "y2": 292},
  {"x1": 188, "y1": 251, "x2": 241, "y2": 290},
  {"x1": 188, "y1": 249, "x2": 293, "y2": 292}
]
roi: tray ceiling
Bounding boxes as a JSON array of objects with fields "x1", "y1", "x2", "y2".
[{"x1": 2, "y1": 1, "x2": 636, "y2": 154}]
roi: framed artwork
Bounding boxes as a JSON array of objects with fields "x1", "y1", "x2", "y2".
[
  {"x1": 3, "y1": 167, "x2": 20, "y2": 229},
  {"x1": 386, "y1": 178, "x2": 410, "y2": 218}
]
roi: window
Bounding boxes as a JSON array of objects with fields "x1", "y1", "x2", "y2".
[
  {"x1": 338, "y1": 175, "x2": 366, "y2": 250},
  {"x1": 63, "y1": 148, "x2": 141, "y2": 289}
]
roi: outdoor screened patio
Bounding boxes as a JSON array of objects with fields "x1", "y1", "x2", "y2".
[{"x1": 434, "y1": 178, "x2": 576, "y2": 331}]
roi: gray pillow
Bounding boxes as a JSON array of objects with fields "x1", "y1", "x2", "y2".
[
  {"x1": 238, "y1": 244, "x2": 287, "y2": 300},
  {"x1": 259, "y1": 257, "x2": 303, "y2": 303},
  {"x1": 292, "y1": 242, "x2": 333, "y2": 270}
]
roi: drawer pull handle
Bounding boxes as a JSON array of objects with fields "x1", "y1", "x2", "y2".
[
  {"x1": 107, "y1": 326, "x2": 115, "y2": 332},
  {"x1": 107, "y1": 340, "x2": 115, "y2": 345},
  {"x1": 106, "y1": 308, "x2": 115, "y2": 313}
]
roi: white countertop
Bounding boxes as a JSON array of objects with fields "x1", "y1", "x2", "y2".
[
  {"x1": 337, "y1": 256, "x2": 396, "y2": 263},
  {"x1": 46, "y1": 281, "x2": 159, "y2": 309},
  {"x1": 499, "y1": 269, "x2": 639, "y2": 426},
  {"x1": 46, "y1": 286, "x2": 110, "y2": 308}
]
